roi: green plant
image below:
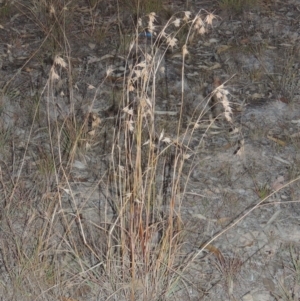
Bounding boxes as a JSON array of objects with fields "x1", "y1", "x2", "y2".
[
  {"x1": 255, "y1": 183, "x2": 271, "y2": 199},
  {"x1": 0, "y1": 1, "x2": 13, "y2": 19}
]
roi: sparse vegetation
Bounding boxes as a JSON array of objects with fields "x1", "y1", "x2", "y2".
[
  {"x1": 273, "y1": 244, "x2": 300, "y2": 301},
  {"x1": 0, "y1": 0, "x2": 300, "y2": 300},
  {"x1": 218, "y1": 0, "x2": 259, "y2": 14}
]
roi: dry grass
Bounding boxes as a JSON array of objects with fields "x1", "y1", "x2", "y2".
[
  {"x1": 273, "y1": 244, "x2": 300, "y2": 301},
  {"x1": 0, "y1": 5, "x2": 227, "y2": 300},
  {"x1": 2, "y1": 1, "x2": 300, "y2": 301}
]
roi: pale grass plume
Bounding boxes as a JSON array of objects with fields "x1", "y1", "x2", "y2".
[
  {"x1": 144, "y1": 53, "x2": 152, "y2": 63},
  {"x1": 235, "y1": 139, "x2": 245, "y2": 157},
  {"x1": 49, "y1": 4, "x2": 55, "y2": 16},
  {"x1": 148, "y1": 22, "x2": 156, "y2": 34},
  {"x1": 194, "y1": 16, "x2": 206, "y2": 34},
  {"x1": 132, "y1": 56, "x2": 151, "y2": 83},
  {"x1": 198, "y1": 26, "x2": 206, "y2": 35},
  {"x1": 139, "y1": 96, "x2": 152, "y2": 116},
  {"x1": 183, "y1": 11, "x2": 192, "y2": 22},
  {"x1": 87, "y1": 129, "x2": 95, "y2": 137},
  {"x1": 143, "y1": 139, "x2": 150, "y2": 146},
  {"x1": 148, "y1": 12, "x2": 157, "y2": 34},
  {"x1": 132, "y1": 69, "x2": 143, "y2": 83},
  {"x1": 137, "y1": 17, "x2": 143, "y2": 27},
  {"x1": 128, "y1": 83, "x2": 135, "y2": 91},
  {"x1": 106, "y1": 65, "x2": 114, "y2": 77},
  {"x1": 126, "y1": 119, "x2": 134, "y2": 132},
  {"x1": 118, "y1": 165, "x2": 125, "y2": 173},
  {"x1": 50, "y1": 67, "x2": 60, "y2": 81},
  {"x1": 166, "y1": 36, "x2": 178, "y2": 50},
  {"x1": 194, "y1": 16, "x2": 205, "y2": 29},
  {"x1": 145, "y1": 96, "x2": 152, "y2": 109},
  {"x1": 123, "y1": 106, "x2": 134, "y2": 115},
  {"x1": 183, "y1": 153, "x2": 192, "y2": 159},
  {"x1": 215, "y1": 84, "x2": 233, "y2": 123},
  {"x1": 87, "y1": 84, "x2": 95, "y2": 89},
  {"x1": 158, "y1": 129, "x2": 164, "y2": 141},
  {"x1": 90, "y1": 113, "x2": 101, "y2": 128},
  {"x1": 162, "y1": 137, "x2": 172, "y2": 144},
  {"x1": 54, "y1": 55, "x2": 67, "y2": 68},
  {"x1": 173, "y1": 18, "x2": 181, "y2": 27},
  {"x1": 182, "y1": 44, "x2": 189, "y2": 58},
  {"x1": 160, "y1": 28, "x2": 168, "y2": 39},
  {"x1": 129, "y1": 40, "x2": 135, "y2": 53},
  {"x1": 148, "y1": 12, "x2": 157, "y2": 23},
  {"x1": 205, "y1": 13, "x2": 217, "y2": 25}
]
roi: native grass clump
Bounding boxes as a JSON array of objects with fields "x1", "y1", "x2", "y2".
[
  {"x1": 86, "y1": 11, "x2": 230, "y2": 300},
  {"x1": 0, "y1": 6, "x2": 241, "y2": 301}
]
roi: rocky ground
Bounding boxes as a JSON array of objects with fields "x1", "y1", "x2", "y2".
[{"x1": 0, "y1": 0, "x2": 300, "y2": 300}]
